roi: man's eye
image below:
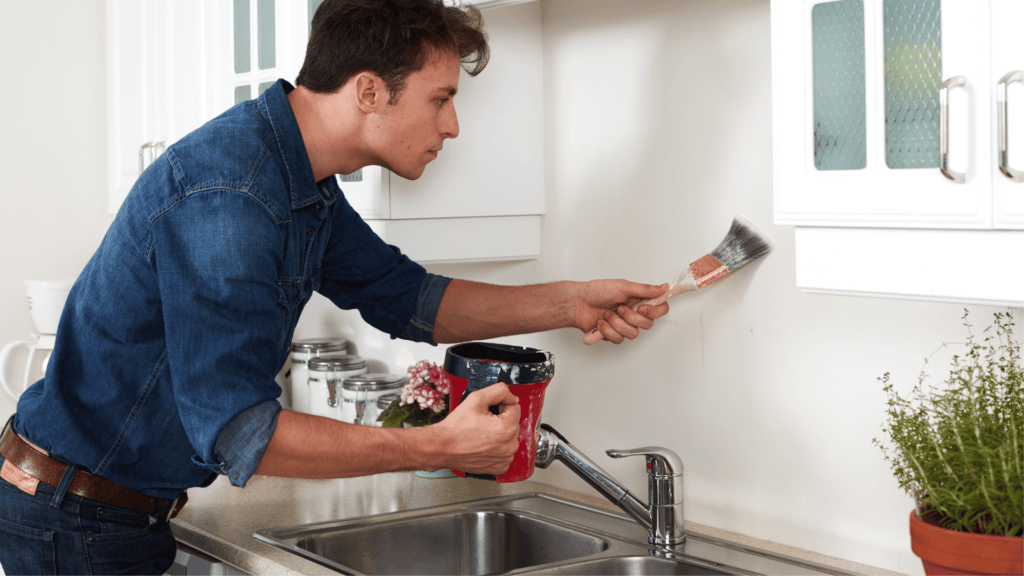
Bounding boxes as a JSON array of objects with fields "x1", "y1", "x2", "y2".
[{"x1": 437, "y1": 98, "x2": 448, "y2": 106}]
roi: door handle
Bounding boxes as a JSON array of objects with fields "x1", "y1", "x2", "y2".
[
  {"x1": 138, "y1": 142, "x2": 153, "y2": 174},
  {"x1": 998, "y1": 70, "x2": 1024, "y2": 182},
  {"x1": 137, "y1": 141, "x2": 166, "y2": 175},
  {"x1": 940, "y1": 76, "x2": 967, "y2": 184}
]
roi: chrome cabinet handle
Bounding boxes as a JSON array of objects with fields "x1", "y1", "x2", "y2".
[
  {"x1": 999, "y1": 70, "x2": 1024, "y2": 182},
  {"x1": 138, "y1": 142, "x2": 153, "y2": 174},
  {"x1": 940, "y1": 76, "x2": 967, "y2": 184},
  {"x1": 137, "y1": 141, "x2": 166, "y2": 175}
]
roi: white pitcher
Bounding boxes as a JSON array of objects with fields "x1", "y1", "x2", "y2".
[
  {"x1": 0, "y1": 334, "x2": 55, "y2": 401},
  {"x1": 1, "y1": 281, "x2": 73, "y2": 401}
]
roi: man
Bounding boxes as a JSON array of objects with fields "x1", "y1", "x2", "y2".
[{"x1": 0, "y1": 1, "x2": 668, "y2": 573}]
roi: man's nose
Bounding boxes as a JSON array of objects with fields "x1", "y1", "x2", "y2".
[{"x1": 443, "y1": 106, "x2": 459, "y2": 139}]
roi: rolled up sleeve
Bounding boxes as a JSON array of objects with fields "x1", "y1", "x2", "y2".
[{"x1": 213, "y1": 400, "x2": 282, "y2": 487}]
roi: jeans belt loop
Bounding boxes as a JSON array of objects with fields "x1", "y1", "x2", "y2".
[{"x1": 50, "y1": 462, "x2": 80, "y2": 509}]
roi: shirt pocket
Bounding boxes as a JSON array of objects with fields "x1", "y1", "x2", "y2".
[{"x1": 277, "y1": 276, "x2": 304, "y2": 311}]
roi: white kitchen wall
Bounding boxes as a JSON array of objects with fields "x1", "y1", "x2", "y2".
[
  {"x1": 0, "y1": 1, "x2": 110, "y2": 420},
  {"x1": 1, "y1": 1, "x2": 1016, "y2": 574},
  {"x1": 295, "y1": 1, "x2": 1017, "y2": 574}
]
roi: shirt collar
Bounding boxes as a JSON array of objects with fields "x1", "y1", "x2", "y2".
[{"x1": 257, "y1": 79, "x2": 335, "y2": 210}]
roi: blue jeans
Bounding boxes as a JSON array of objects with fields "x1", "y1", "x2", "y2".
[{"x1": 0, "y1": 454, "x2": 176, "y2": 575}]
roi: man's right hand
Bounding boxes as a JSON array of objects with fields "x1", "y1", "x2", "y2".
[{"x1": 430, "y1": 383, "x2": 521, "y2": 475}]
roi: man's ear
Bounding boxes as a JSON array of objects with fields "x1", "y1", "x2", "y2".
[{"x1": 354, "y1": 72, "x2": 388, "y2": 112}]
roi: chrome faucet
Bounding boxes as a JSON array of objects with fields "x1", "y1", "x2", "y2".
[{"x1": 534, "y1": 423, "x2": 685, "y2": 548}]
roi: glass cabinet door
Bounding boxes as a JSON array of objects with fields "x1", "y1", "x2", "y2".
[
  {"x1": 772, "y1": 0, "x2": 992, "y2": 229},
  {"x1": 232, "y1": 0, "x2": 281, "y2": 104}
]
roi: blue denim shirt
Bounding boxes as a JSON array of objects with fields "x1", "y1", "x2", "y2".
[{"x1": 14, "y1": 80, "x2": 450, "y2": 500}]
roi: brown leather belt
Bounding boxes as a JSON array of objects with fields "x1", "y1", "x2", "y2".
[{"x1": 0, "y1": 422, "x2": 186, "y2": 519}]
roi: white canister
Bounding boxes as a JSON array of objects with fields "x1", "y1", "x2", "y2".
[
  {"x1": 288, "y1": 338, "x2": 348, "y2": 414},
  {"x1": 342, "y1": 373, "x2": 406, "y2": 426},
  {"x1": 307, "y1": 355, "x2": 367, "y2": 421}
]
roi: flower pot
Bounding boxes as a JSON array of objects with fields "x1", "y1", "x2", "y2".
[{"x1": 909, "y1": 510, "x2": 1023, "y2": 575}]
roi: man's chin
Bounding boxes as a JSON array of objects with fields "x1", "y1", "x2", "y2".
[{"x1": 391, "y1": 165, "x2": 427, "y2": 181}]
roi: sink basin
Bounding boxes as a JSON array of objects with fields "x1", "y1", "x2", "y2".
[
  {"x1": 255, "y1": 493, "x2": 860, "y2": 575},
  {"x1": 289, "y1": 510, "x2": 607, "y2": 575}
]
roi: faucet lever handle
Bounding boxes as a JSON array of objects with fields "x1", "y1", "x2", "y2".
[{"x1": 606, "y1": 446, "x2": 683, "y2": 477}]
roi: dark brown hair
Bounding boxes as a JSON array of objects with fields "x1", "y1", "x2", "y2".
[{"x1": 295, "y1": 0, "x2": 489, "y2": 102}]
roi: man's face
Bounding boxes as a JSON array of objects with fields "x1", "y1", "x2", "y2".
[{"x1": 370, "y1": 50, "x2": 461, "y2": 180}]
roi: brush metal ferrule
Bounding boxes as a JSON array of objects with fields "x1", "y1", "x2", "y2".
[{"x1": 690, "y1": 254, "x2": 729, "y2": 289}]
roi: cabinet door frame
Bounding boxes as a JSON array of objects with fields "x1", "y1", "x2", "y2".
[
  {"x1": 772, "y1": 0, "x2": 993, "y2": 229},
  {"x1": 992, "y1": 0, "x2": 1024, "y2": 228}
]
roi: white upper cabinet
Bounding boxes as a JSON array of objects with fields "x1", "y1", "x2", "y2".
[
  {"x1": 350, "y1": 1, "x2": 546, "y2": 264},
  {"x1": 772, "y1": 0, "x2": 1024, "y2": 229},
  {"x1": 106, "y1": 0, "x2": 224, "y2": 214},
  {"x1": 108, "y1": 0, "x2": 544, "y2": 264},
  {"x1": 771, "y1": 0, "x2": 1024, "y2": 306}
]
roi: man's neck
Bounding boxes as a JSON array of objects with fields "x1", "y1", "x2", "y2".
[{"x1": 287, "y1": 85, "x2": 370, "y2": 182}]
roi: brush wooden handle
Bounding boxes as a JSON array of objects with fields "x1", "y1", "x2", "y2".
[{"x1": 582, "y1": 281, "x2": 695, "y2": 345}]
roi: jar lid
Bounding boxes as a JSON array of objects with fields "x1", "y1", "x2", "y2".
[
  {"x1": 290, "y1": 338, "x2": 348, "y2": 354},
  {"x1": 343, "y1": 373, "x2": 406, "y2": 391},
  {"x1": 376, "y1": 392, "x2": 401, "y2": 409},
  {"x1": 308, "y1": 354, "x2": 366, "y2": 372}
]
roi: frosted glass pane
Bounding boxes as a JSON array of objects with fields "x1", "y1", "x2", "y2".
[
  {"x1": 258, "y1": 81, "x2": 274, "y2": 95},
  {"x1": 235, "y1": 85, "x2": 252, "y2": 105},
  {"x1": 812, "y1": 0, "x2": 867, "y2": 171},
  {"x1": 309, "y1": 0, "x2": 325, "y2": 36},
  {"x1": 258, "y1": 0, "x2": 276, "y2": 70},
  {"x1": 233, "y1": 0, "x2": 250, "y2": 74},
  {"x1": 884, "y1": 0, "x2": 942, "y2": 169},
  {"x1": 340, "y1": 169, "x2": 363, "y2": 183}
]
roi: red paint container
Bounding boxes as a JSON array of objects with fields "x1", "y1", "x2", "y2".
[{"x1": 444, "y1": 343, "x2": 554, "y2": 483}]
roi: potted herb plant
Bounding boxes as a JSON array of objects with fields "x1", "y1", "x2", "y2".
[{"x1": 874, "y1": 310, "x2": 1023, "y2": 575}]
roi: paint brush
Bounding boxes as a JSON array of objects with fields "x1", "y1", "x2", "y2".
[{"x1": 583, "y1": 216, "x2": 774, "y2": 345}]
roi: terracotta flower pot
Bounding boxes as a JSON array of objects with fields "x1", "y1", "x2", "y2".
[{"x1": 909, "y1": 510, "x2": 1023, "y2": 575}]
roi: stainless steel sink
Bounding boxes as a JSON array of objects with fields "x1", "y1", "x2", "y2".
[
  {"x1": 254, "y1": 493, "x2": 860, "y2": 575},
  {"x1": 288, "y1": 511, "x2": 607, "y2": 575}
]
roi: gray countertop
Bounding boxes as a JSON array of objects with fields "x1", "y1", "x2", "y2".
[{"x1": 170, "y1": 473, "x2": 904, "y2": 576}]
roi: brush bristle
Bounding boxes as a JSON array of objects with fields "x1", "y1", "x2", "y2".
[{"x1": 709, "y1": 216, "x2": 773, "y2": 271}]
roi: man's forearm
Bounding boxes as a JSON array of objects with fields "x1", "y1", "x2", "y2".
[
  {"x1": 254, "y1": 410, "x2": 441, "y2": 478},
  {"x1": 432, "y1": 279, "x2": 580, "y2": 344}
]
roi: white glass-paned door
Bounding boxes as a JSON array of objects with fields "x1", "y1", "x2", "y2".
[
  {"x1": 772, "y1": 0, "x2": 991, "y2": 228},
  {"x1": 231, "y1": 0, "x2": 292, "y2": 104}
]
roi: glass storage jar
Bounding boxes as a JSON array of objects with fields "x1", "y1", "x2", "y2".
[
  {"x1": 288, "y1": 338, "x2": 347, "y2": 414},
  {"x1": 342, "y1": 374, "x2": 406, "y2": 425},
  {"x1": 307, "y1": 354, "x2": 367, "y2": 421}
]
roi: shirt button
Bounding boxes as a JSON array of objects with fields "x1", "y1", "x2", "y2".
[
  {"x1": 306, "y1": 228, "x2": 313, "y2": 236},
  {"x1": 322, "y1": 188, "x2": 331, "y2": 198},
  {"x1": 314, "y1": 203, "x2": 323, "y2": 211}
]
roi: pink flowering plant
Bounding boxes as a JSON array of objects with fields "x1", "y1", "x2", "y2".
[{"x1": 378, "y1": 360, "x2": 452, "y2": 427}]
